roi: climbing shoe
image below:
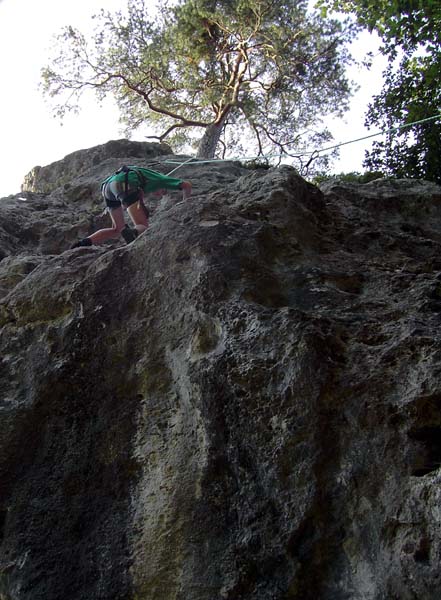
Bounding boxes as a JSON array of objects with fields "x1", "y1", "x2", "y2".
[
  {"x1": 121, "y1": 225, "x2": 139, "y2": 244},
  {"x1": 71, "y1": 238, "x2": 92, "y2": 249}
]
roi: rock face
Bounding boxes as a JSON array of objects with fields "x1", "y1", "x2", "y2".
[
  {"x1": 21, "y1": 139, "x2": 173, "y2": 194},
  {"x1": 1, "y1": 139, "x2": 441, "y2": 600}
]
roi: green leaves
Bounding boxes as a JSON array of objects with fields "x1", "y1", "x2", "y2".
[{"x1": 319, "y1": 0, "x2": 441, "y2": 182}]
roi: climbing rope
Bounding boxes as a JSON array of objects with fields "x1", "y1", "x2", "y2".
[
  {"x1": 164, "y1": 113, "x2": 441, "y2": 174},
  {"x1": 165, "y1": 156, "x2": 198, "y2": 176},
  {"x1": 308, "y1": 113, "x2": 441, "y2": 157}
]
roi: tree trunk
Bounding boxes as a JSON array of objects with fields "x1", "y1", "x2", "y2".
[{"x1": 196, "y1": 121, "x2": 225, "y2": 159}]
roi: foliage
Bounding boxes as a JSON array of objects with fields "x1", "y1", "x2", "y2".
[
  {"x1": 312, "y1": 170, "x2": 384, "y2": 184},
  {"x1": 42, "y1": 0, "x2": 356, "y2": 166},
  {"x1": 239, "y1": 157, "x2": 271, "y2": 170},
  {"x1": 318, "y1": 0, "x2": 441, "y2": 182}
]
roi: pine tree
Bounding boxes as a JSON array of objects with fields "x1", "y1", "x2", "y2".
[{"x1": 42, "y1": 0, "x2": 355, "y2": 168}]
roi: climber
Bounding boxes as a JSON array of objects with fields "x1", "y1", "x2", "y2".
[{"x1": 71, "y1": 165, "x2": 192, "y2": 248}]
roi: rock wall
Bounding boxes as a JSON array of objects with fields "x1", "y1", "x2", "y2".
[
  {"x1": 21, "y1": 139, "x2": 172, "y2": 194},
  {"x1": 1, "y1": 140, "x2": 441, "y2": 599}
]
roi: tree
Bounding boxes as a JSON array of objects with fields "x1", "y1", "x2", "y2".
[
  {"x1": 319, "y1": 0, "x2": 441, "y2": 182},
  {"x1": 42, "y1": 0, "x2": 355, "y2": 171}
]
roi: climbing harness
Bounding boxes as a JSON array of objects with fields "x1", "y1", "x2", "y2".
[
  {"x1": 101, "y1": 165, "x2": 147, "y2": 196},
  {"x1": 100, "y1": 165, "x2": 148, "y2": 215}
]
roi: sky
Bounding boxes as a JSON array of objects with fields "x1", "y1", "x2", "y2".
[{"x1": 0, "y1": 0, "x2": 387, "y2": 198}]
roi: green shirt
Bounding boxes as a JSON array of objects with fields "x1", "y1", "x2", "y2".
[{"x1": 103, "y1": 166, "x2": 184, "y2": 194}]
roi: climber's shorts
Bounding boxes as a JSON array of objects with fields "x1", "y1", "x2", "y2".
[{"x1": 101, "y1": 180, "x2": 140, "y2": 209}]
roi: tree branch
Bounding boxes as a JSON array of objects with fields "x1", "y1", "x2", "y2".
[
  {"x1": 145, "y1": 121, "x2": 195, "y2": 142},
  {"x1": 110, "y1": 73, "x2": 212, "y2": 127}
]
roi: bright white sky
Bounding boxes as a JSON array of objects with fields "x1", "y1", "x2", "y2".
[{"x1": 0, "y1": 0, "x2": 387, "y2": 198}]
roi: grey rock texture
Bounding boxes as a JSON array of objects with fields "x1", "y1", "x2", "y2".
[
  {"x1": 21, "y1": 139, "x2": 173, "y2": 194},
  {"x1": 1, "y1": 140, "x2": 441, "y2": 600}
]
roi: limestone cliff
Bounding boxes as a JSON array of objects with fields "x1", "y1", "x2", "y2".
[{"x1": 1, "y1": 140, "x2": 441, "y2": 600}]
